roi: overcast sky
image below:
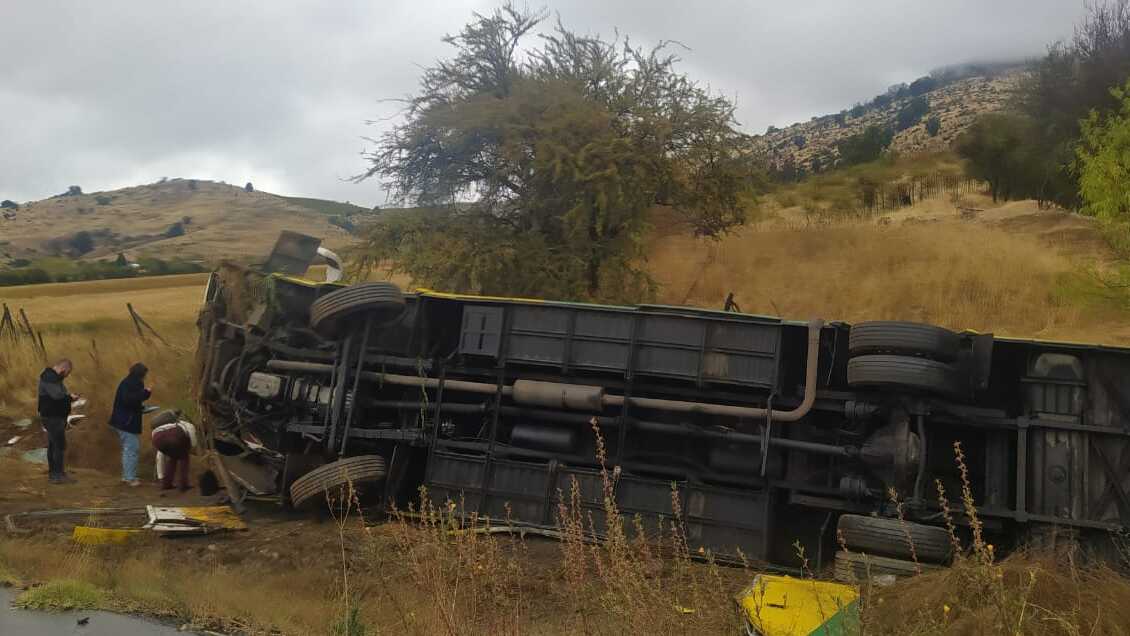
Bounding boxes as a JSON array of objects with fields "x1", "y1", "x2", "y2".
[{"x1": 0, "y1": 1, "x2": 1089, "y2": 207}]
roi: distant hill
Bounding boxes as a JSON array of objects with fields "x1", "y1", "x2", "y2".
[
  {"x1": 750, "y1": 63, "x2": 1026, "y2": 173},
  {"x1": 0, "y1": 179, "x2": 369, "y2": 269}
]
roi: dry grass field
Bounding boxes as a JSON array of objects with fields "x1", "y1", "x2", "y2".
[
  {"x1": 0, "y1": 274, "x2": 205, "y2": 475},
  {"x1": 652, "y1": 195, "x2": 1130, "y2": 345}
]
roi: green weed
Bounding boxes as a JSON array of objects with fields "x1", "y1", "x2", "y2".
[{"x1": 15, "y1": 580, "x2": 108, "y2": 612}]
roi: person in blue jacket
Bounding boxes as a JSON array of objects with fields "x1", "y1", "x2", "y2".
[{"x1": 108, "y1": 362, "x2": 152, "y2": 486}]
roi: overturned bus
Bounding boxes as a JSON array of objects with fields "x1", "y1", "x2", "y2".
[{"x1": 195, "y1": 231, "x2": 1130, "y2": 574}]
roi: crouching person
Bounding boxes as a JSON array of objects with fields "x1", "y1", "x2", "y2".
[{"x1": 150, "y1": 410, "x2": 197, "y2": 492}]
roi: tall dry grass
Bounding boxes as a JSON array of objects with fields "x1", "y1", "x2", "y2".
[
  {"x1": 834, "y1": 442, "x2": 1130, "y2": 635},
  {"x1": 378, "y1": 421, "x2": 744, "y2": 635},
  {"x1": 0, "y1": 276, "x2": 204, "y2": 473},
  {"x1": 652, "y1": 219, "x2": 1130, "y2": 343}
]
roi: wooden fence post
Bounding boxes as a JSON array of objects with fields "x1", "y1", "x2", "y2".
[{"x1": 127, "y1": 303, "x2": 172, "y2": 347}]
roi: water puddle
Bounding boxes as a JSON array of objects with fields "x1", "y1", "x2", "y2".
[{"x1": 0, "y1": 588, "x2": 189, "y2": 635}]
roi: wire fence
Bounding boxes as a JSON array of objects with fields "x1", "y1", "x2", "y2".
[{"x1": 857, "y1": 173, "x2": 984, "y2": 215}]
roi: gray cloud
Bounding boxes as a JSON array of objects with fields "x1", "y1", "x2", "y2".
[{"x1": 0, "y1": 0, "x2": 1088, "y2": 206}]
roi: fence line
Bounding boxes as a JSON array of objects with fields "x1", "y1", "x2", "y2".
[{"x1": 856, "y1": 173, "x2": 984, "y2": 215}]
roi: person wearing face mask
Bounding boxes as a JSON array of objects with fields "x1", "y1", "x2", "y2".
[{"x1": 38, "y1": 358, "x2": 79, "y2": 484}]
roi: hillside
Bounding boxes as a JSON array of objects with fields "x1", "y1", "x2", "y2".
[
  {"x1": 0, "y1": 179, "x2": 365, "y2": 268},
  {"x1": 750, "y1": 66, "x2": 1024, "y2": 172},
  {"x1": 647, "y1": 154, "x2": 1130, "y2": 345}
]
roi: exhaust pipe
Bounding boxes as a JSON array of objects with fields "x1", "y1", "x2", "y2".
[
  {"x1": 266, "y1": 319, "x2": 826, "y2": 423},
  {"x1": 601, "y1": 319, "x2": 824, "y2": 422}
]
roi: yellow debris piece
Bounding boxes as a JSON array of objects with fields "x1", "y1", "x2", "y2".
[
  {"x1": 72, "y1": 526, "x2": 142, "y2": 545},
  {"x1": 179, "y1": 506, "x2": 248, "y2": 530},
  {"x1": 145, "y1": 505, "x2": 248, "y2": 532},
  {"x1": 737, "y1": 574, "x2": 859, "y2": 636}
]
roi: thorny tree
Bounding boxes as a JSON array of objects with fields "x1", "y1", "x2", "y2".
[{"x1": 355, "y1": 4, "x2": 758, "y2": 300}]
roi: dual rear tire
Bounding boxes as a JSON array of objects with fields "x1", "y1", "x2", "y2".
[{"x1": 846, "y1": 321, "x2": 965, "y2": 398}]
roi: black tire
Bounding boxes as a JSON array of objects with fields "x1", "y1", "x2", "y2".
[
  {"x1": 847, "y1": 354, "x2": 964, "y2": 398},
  {"x1": 289, "y1": 455, "x2": 387, "y2": 508},
  {"x1": 833, "y1": 551, "x2": 944, "y2": 584},
  {"x1": 309, "y1": 282, "x2": 405, "y2": 338},
  {"x1": 838, "y1": 514, "x2": 953, "y2": 563},
  {"x1": 848, "y1": 321, "x2": 961, "y2": 362},
  {"x1": 281, "y1": 453, "x2": 325, "y2": 506}
]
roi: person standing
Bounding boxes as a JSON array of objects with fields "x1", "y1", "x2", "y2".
[
  {"x1": 151, "y1": 411, "x2": 196, "y2": 492},
  {"x1": 38, "y1": 359, "x2": 78, "y2": 484},
  {"x1": 108, "y1": 363, "x2": 151, "y2": 487}
]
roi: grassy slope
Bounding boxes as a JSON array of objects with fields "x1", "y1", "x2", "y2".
[
  {"x1": 0, "y1": 179, "x2": 357, "y2": 266},
  {"x1": 650, "y1": 153, "x2": 1130, "y2": 345}
]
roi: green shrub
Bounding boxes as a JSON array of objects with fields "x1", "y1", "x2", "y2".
[
  {"x1": 836, "y1": 126, "x2": 894, "y2": 166},
  {"x1": 926, "y1": 115, "x2": 942, "y2": 137},
  {"x1": 909, "y1": 75, "x2": 937, "y2": 96},
  {"x1": 94, "y1": 195, "x2": 113, "y2": 206},
  {"x1": 896, "y1": 96, "x2": 929, "y2": 131},
  {"x1": 0, "y1": 268, "x2": 50, "y2": 286},
  {"x1": 329, "y1": 215, "x2": 356, "y2": 233},
  {"x1": 15, "y1": 580, "x2": 106, "y2": 611},
  {"x1": 69, "y1": 231, "x2": 94, "y2": 255}
]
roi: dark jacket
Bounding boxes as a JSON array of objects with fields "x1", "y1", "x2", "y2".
[
  {"x1": 109, "y1": 374, "x2": 151, "y2": 435},
  {"x1": 37, "y1": 368, "x2": 72, "y2": 420}
]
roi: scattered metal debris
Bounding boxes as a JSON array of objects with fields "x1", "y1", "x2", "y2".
[
  {"x1": 6, "y1": 508, "x2": 141, "y2": 535},
  {"x1": 8, "y1": 506, "x2": 247, "y2": 540},
  {"x1": 143, "y1": 506, "x2": 248, "y2": 534}
]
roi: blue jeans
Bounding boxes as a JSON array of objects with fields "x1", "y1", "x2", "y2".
[{"x1": 116, "y1": 429, "x2": 139, "y2": 481}]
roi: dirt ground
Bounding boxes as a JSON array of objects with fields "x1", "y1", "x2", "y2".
[{"x1": 0, "y1": 453, "x2": 752, "y2": 635}]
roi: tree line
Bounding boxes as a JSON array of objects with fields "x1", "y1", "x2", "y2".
[{"x1": 957, "y1": 0, "x2": 1130, "y2": 214}]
